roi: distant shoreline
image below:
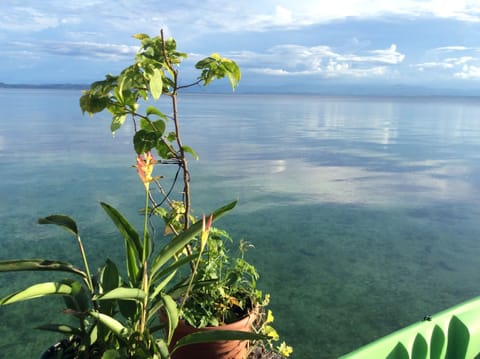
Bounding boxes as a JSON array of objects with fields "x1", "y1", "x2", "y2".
[
  {"x1": 0, "y1": 82, "x2": 87, "y2": 90},
  {"x1": 1, "y1": 82, "x2": 479, "y2": 97}
]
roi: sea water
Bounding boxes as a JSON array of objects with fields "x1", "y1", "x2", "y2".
[{"x1": 1, "y1": 89, "x2": 480, "y2": 358}]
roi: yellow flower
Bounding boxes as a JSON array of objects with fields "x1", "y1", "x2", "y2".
[
  {"x1": 136, "y1": 151, "x2": 155, "y2": 189},
  {"x1": 277, "y1": 342, "x2": 293, "y2": 357}
]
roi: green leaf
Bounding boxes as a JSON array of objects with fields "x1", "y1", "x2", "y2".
[
  {"x1": 430, "y1": 325, "x2": 446, "y2": 359},
  {"x1": 118, "y1": 299, "x2": 138, "y2": 320},
  {"x1": 446, "y1": 315, "x2": 470, "y2": 359},
  {"x1": 140, "y1": 119, "x2": 166, "y2": 136},
  {"x1": 133, "y1": 33, "x2": 150, "y2": 40},
  {"x1": 195, "y1": 54, "x2": 241, "y2": 90},
  {"x1": 63, "y1": 280, "x2": 90, "y2": 312},
  {"x1": 150, "y1": 68, "x2": 163, "y2": 100},
  {"x1": 161, "y1": 293, "x2": 178, "y2": 344},
  {"x1": 98, "y1": 260, "x2": 119, "y2": 316},
  {"x1": 134, "y1": 129, "x2": 160, "y2": 154},
  {"x1": 38, "y1": 215, "x2": 78, "y2": 236},
  {"x1": 80, "y1": 93, "x2": 110, "y2": 115},
  {"x1": 156, "y1": 141, "x2": 173, "y2": 159},
  {"x1": 155, "y1": 339, "x2": 170, "y2": 358},
  {"x1": 150, "y1": 201, "x2": 237, "y2": 276},
  {"x1": 99, "y1": 259, "x2": 120, "y2": 293},
  {"x1": 152, "y1": 253, "x2": 198, "y2": 283},
  {"x1": 0, "y1": 259, "x2": 86, "y2": 278},
  {"x1": 386, "y1": 342, "x2": 409, "y2": 359},
  {"x1": 110, "y1": 114, "x2": 127, "y2": 133},
  {"x1": 411, "y1": 333, "x2": 427, "y2": 359},
  {"x1": 0, "y1": 281, "x2": 74, "y2": 305},
  {"x1": 182, "y1": 146, "x2": 199, "y2": 160},
  {"x1": 37, "y1": 323, "x2": 83, "y2": 336},
  {"x1": 172, "y1": 330, "x2": 268, "y2": 353},
  {"x1": 101, "y1": 349, "x2": 121, "y2": 359},
  {"x1": 100, "y1": 202, "x2": 141, "y2": 285},
  {"x1": 223, "y1": 59, "x2": 241, "y2": 90},
  {"x1": 97, "y1": 287, "x2": 146, "y2": 302},
  {"x1": 89, "y1": 311, "x2": 129, "y2": 340},
  {"x1": 146, "y1": 106, "x2": 168, "y2": 120}
]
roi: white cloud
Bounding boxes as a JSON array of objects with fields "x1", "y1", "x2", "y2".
[
  {"x1": 239, "y1": 43, "x2": 403, "y2": 78},
  {"x1": 4, "y1": 0, "x2": 480, "y2": 36},
  {"x1": 10, "y1": 41, "x2": 138, "y2": 61},
  {"x1": 415, "y1": 46, "x2": 480, "y2": 79},
  {"x1": 183, "y1": 0, "x2": 480, "y2": 33},
  {"x1": 0, "y1": 6, "x2": 59, "y2": 31},
  {"x1": 455, "y1": 64, "x2": 480, "y2": 79}
]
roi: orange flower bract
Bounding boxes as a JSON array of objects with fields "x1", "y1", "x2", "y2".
[{"x1": 136, "y1": 151, "x2": 155, "y2": 189}]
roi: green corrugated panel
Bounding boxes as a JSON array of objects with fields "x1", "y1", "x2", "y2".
[{"x1": 340, "y1": 296, "x2": 480, "y2": 359}]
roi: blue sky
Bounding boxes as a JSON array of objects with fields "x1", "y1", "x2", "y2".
[{"x1": 1, "y1": 0, "x2": 480, "y2": 94}]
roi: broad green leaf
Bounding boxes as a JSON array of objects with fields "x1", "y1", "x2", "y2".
[
  {"x1": 386, "y1": 342, "x2": 409, "y2": 359},
  {"x1": 0, "y1": 259, "x2": 86, "y2": 278},
  {"x1": 89, "y1": 311, "x2": 129, "y2": 340},
  {"x1": 101, "y1": 349, "x2": 121, "y2": 359},
  {"x1": 150, "y1": 201, "x2": 237, "y2": 276},
  {"x1": 172, "y1": 330, "x2": 268, "y2": 353},
  {"x1": 114, "y1": 85, "x2": 124, "y2": 103},
  {"x1": 151, "y1": 253, "x2": 198, "y2": 283},
  {"x1": 133, "y1": 33, "x2": 150, "y2": 40},
  {"x1": 140, "y1": 119, "x2": 166, "y2": 136},
  {"x1": 37, "y1": 323, "x2": 83, "y2": 336},
  {"x1": 134, "y1": 129, "x2": 160, "y2": 154},
  {"x1": 0, "y1": 281, "x2": 73, "y2": 305},
  {"x1": 118, "y1": 299, "x2": 138, "y2": 320},
  {"x1": 146, "y1": 106, "x2": 168, "y2": 120},
  {"x1": 97, "y1": 260, "x2": 120, "y2": 316},
  {"x1": 445, "y1": 315, "x2": 469, "y2": 359},
  {"x1": 97, "y1": 287, "x2": 146, "y2": 302},
  {"x1": 155, "y1": 339, "x2": 170, "y2": 358},
  {"x1": 223, "y1": 59, "x2": 241, "y2": 90},
  {"x1": 161, "y1": 293, "x2": 178, "y2": 344},
  {"x1": 150, "y1": 68, "x2": 163, "y2": 100},
  {"x1": 63, "y1": 280, "x2": 90, "y2": 312},
  {"x1": 80, "y1": 93, "x2": 110, "y2": 115},
  {"x1": 99, "y1": 259, "x2": 120, "y2": 293},
  {"x1": 411, "y1": 333, "x2": 427, "y2": 359},
  {"x1": 100, "y1": 202, "x2": 141, "y2": 284},
  {"x1": 430, "y1": 325, "x2": 446, "y2": 359},
  {"x1": 110, "y1": 114, "x2": 127, "y2": 133},
  {"x1": 156, "y1": 140, "x2": 174, "y2": 159},
  {"x1": 182, "y1": 145, "x2": 199, "y2": 160},
  {"x1": 38, "y1": 215, "x2": 78, "y2": 236},
  {"x1": 166, "y1": 131, "x2": 176, "y2": 142}
]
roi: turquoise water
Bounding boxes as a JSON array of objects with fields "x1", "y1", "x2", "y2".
[{"x1": 2, "y1": 90, "x2": 480, "y2": 358}]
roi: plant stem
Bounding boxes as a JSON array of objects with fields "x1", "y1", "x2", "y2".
[
  {"x1": 140, "y1": 189, "x2": 150, "y2": 333},
  {"x1": 142, "y1": 189, "x2": 150, "y2": 263},
  {"x1": 160, "y1": 29, "x2": 194, "y2": 267},
  {"x1": 76, "y1": 234, "x2": 94, "y2": 293}
]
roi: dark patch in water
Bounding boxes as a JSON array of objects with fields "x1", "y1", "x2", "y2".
[
  {"x1": 436, "y1": 260, "x2": 455, "y2": 272},
  {"x1": 299, "y1": 248, "x2": 315, "y2": 257}
]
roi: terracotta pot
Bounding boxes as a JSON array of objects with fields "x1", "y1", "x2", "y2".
[{"x1": 169, "y1": 313, "x2": 256, "y2": 359}]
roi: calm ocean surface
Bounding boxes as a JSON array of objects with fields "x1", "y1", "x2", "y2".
[{"x1": 2, "y1": 89, "x2": 480, "y2": 358}]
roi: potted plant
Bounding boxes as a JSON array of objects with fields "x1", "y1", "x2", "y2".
[
  {"x1": 0, "y1": 180, "x2": 238, "y2": 358},
  {"x1": 0, "y1": 30, "x2": 291, "y2": 358},
  {"x1": 79, "y1": 30, "x2": 292, "y2": 358}
]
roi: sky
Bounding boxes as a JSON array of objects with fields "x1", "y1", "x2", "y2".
[{"x1": 1, "y1": 0, "x2": 480, "y2": 94}]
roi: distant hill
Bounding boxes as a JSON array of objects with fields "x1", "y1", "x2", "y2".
[{"x1": 0, "y1": 82, "x2": 88, "y2": 90}]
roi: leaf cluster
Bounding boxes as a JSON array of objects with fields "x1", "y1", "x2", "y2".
[
  {"x1": 181, "y1": 229, "x2": 261, "y2": 328},
  {"x1": 0, "y1": 202, "x2": 245, "y2": 358}
]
